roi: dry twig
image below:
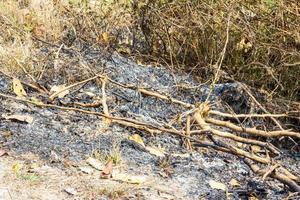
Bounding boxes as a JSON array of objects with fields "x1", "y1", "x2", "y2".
[
  {"x1": 49, "y1": 74, "x2": 101, "y2": 101},
  {"x1": 101, "y1": 76, "x2": 111, "y2": 125},
  {"x1": 244, "y1": 159, "x2": 300, "y2": 192}
]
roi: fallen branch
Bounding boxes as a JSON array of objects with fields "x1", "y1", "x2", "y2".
[
  {"x1": 209, "y1": 110, "x2": 287, "y2": 118},
  {"x1": 1, "y1": 90, "x2": 299, "y2": 191},
  {"x1": 244, "y1": 159, "x2": 300, "y2": 192},
  {"x1": 262, "y1": 164, "x2": 279, "y2": 181},
  {"x1": 205, "y1": 118, "x2": 300, "y2": 139},
  {"x1": 193, "y1": 110, "x2": 279, "y2": 155}
]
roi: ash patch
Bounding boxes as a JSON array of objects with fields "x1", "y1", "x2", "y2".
[{"x1": 0, "y1": 51, "x2": 294, "y2": 199}]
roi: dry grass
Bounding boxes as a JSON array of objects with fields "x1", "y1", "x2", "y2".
[
  {"x1": 130, "y1": 0, "x2": 300, "y2": 101},
  {"x1": 0, "y1": 0, "x2": 299, "y2": 101}
]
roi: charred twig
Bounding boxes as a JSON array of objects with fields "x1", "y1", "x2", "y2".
[
  {"x1": 241, "y1": 83, "x2": 285, "y2": 131},
  {"x1": 138, "y1": 88, "x2": 193, "y2": 108},
  {"x1": 60, "y1": 101, "x2": 102, "y2": 108}
]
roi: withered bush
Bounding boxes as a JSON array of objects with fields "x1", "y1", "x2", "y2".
[
  {"x1": 0, "y1": 0, "x2": 299, "y2": 101},
  {"x1": 130, "y1": 0, "x2": 300, "y2": 101}
]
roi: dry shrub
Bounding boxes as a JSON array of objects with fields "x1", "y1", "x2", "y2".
[
  {"x1": 131, "y1": 0, "x2": 300, "y2": 100},
  {"x1": 0, "y1": 0, "x2": 132, "y2": 77},
  {"x1": 0, "y1": 0, "x2": 66, "y2": 75},
  {"x1": 0, "y1": 0, "x2": 298, "y2": 101}
]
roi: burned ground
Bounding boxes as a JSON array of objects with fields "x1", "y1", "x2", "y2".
[{"x1": 0, "y1": 46, "x2": 299, "y2": 200}]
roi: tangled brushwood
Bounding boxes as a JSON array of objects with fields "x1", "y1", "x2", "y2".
[
  {"x1": 1, "y1": 0, "x2": 299, "y2": 100},
  {"x1": 0, "y1": 68, "x2": 300, "y2": 191},
  {"x1": 131, "y1": 0, "x2": 300, "y2": 101}
]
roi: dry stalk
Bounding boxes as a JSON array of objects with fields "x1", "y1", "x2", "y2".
[
  {"x1": 240, "y1": 83, "x2": 285, "y2": 131},
  {"x1": 101, "y1": 76, "x2": 111, "y2": 125},
  {"x1": 183, "y1": 115, "x2": 192, "y2": 150},
  {"x1": 205, "y1": 13, "x2": 231, "y2": 102}
]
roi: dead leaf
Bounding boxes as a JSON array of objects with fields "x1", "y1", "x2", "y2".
[
  {"x1": 34, "y1": 24, "x2": 45, "y2": 38},
  {"x1": 0, "y1": 149, "x2": 8, "y2": 157},
  {"x1": 113, "y1": 173, "x2": 147, "y2": 184},
  {"x1": 249, "y1": 197, "x2": 259, "y2": 200},
  {"x1": 208, "y1": 180, "x2": 227, "y2": 191},
  {"x1": 63, "y1": 159, "x2": 76, "y2": 168},
  {"x1": 12, "y1": 163, "x2": 23, "y2": 173},
  {"x1": 64, "y1": 187, "x2": 77, "y2": 195},
  {"x1": 102, "y1": 32, "x2": 109, "y2": 43},
  {"x1": 116, "y1": 46, "x2": 131, "y2": 54},
  {"x1": 13, "y1": 78, "x2": 27, "y2": 97},
  {"x1": 101, "y1": 160, "x2": 113, "y2": 178},
  {"x1": 3, "y1": 114, "x2": 33, "y2": 124},
  {"x1": 129, "y1": 134, "x2": 145, "y2": 147},
  {"x1": 84, "y1": 91, "x2": 96, "y2": 97},
  {"x1": 78, "y1": 166, "x2": 94, "y2": 174},
  {"x1": 171, "y1": 153, "x2": 190, "y2": 158},
  {"x1": 97, "y1": 32, "x2": 110, "y2": 44},
  {"x1": 86, "y1": 157, "x2": 104, "y2": 171},
  {"x1": 145, "y1": 146, "x2": 165, "y2": 157},
  {"x1": 1, "y1": 131, "x2": 13, "y2": 138},
  {"x1": 49, "y1": 84, "x2": 69, "y2": 99},
  {"x1": 229, "y1": 178, "x2": 241, "y2": 187}
]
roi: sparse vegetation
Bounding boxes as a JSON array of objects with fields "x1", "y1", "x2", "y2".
[
  {"x1": 98, "y1": 185, "x2": 128, "y2": 199},
  {"x1": 92, "y1": 142, "x2": 122, "y2": 165}
]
